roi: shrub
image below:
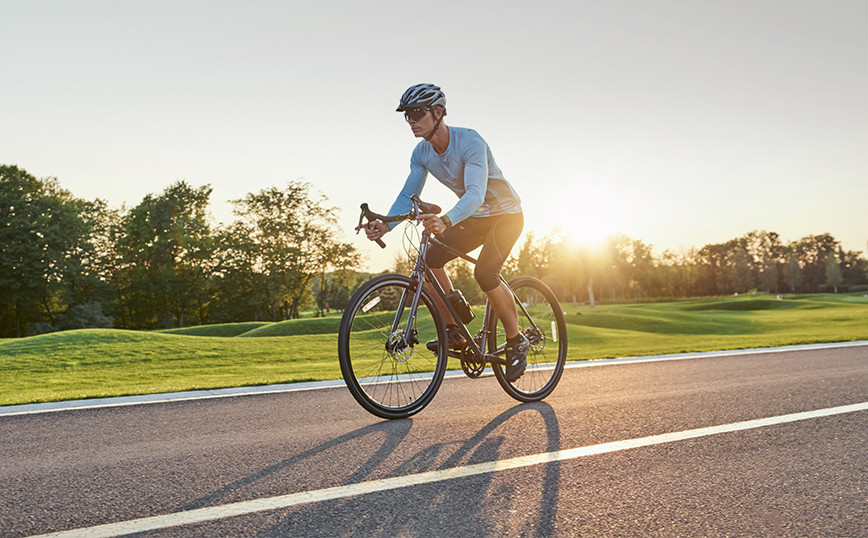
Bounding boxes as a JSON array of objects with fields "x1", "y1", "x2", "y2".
[
  {"x1": 57, "y1": 302, "x2": 114, "y2": 331},
  {"x1": 25, "y1": 302, "x2": 114, "y2": 335}
]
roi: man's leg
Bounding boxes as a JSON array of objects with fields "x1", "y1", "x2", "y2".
[
  {"x1": 472, "y1": 213, "x2": 527, "y2": 381},
  {"x1": 484, "y1": 280, "x2": 519, "y2": 339}
]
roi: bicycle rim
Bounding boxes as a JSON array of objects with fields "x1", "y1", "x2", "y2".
[
  {"x1": 338, "y1": 274, "x2": 447, "y2": 419},
  {"x1": 489, "y1": 277, "x2": 567, "y2": 401}
]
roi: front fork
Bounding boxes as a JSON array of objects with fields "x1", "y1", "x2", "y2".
[
  {"x1": 388, "y1": 230, "x2": 432, "y2": 353},
  {"x1": 385, "y1": 271, "x2": 426, "y2": 354}
]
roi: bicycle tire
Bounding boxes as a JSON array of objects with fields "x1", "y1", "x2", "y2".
[
  {"x1": 338, "y1": 274, "x2": 448, "y2": 419},
  {"x1": 487, "y1": 276, "x2": 567, "y2": 402}
]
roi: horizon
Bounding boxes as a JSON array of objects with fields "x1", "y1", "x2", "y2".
[{"x1": 12, "y1": 164, "x2": 862, "y2": 264}]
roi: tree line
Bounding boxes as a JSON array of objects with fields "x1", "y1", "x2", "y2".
[
  {"x1": 499, "y1": 228, "x2": 868, "y2": 308},
  {"x1": 2, "y1": 164, "x2": 866, "y2": 337},
  {"x1": 1, "y1": 165, "x2": 360, "y2": 337}
]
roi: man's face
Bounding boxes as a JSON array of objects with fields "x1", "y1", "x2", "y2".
[{"x1": 404, "y1": 107, "x2": 435, "y2": 138}]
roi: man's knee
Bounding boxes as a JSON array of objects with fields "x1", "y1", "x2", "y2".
[{"x1": 474, "y1": 265, "x2": 500, "y2": 293}]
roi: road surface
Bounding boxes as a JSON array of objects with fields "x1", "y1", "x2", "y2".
[{"x1": 1, "y1": 343, "x2": 866, "y2": 537}]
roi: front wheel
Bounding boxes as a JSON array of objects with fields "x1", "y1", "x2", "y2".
[
  {"x1": 338, "y1": 274, "x2": 448, "y2": 419},
  {"x1": 487, "y1": 277, "x2": 567, "y2": 402}
]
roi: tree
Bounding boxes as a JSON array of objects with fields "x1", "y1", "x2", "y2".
[
  {"x1": 742, "y1": 230, "x2": 782, "y2": 293},
  {"x1": 574, "y1": 244, "x2": 606, "y2": 307},
  {"x1": 696, "y1": 239, "x2": 741, "y2": 296},
  {"x1": 551, "y1": 236, "x2": 587, "y2": 307},
  {"x1": 210, "y1": 221, "x2": 264, "y2": 322},
  {"x1": 783, "y1": 247, "x2": 803, "y2": 293},
  {"x1": 654, "y1": 250, "x2": 679, "y2": 298},
  {"x1": 838, "y1": 247, "x2": 868, "y2": 287},
  {"x1": 0, "y1": 166, "x2": 93, "y2": 337},
  {"x1": 68, "y1": 198, "x2": 121, "y2": 306},
  {"x1": 825, "y1": 252, "x2": 844, "y2": 293},
  {"x1": 731, "y1": 246, "x2": 753, "y2": 294},
  {"x1": 792, "y1": 234, "x2": 838, "y2": 292},
  {"x1": 602, "y1": 234, "x2": 630, "y2": 300},
  {"x1": 759, "y1": 251, "x2": 778, "y2": 293},
  {"x1": 601, "y1": 234, "x2": 656, "y2": 299},
  {"x1": 231, "y1": 181, "x2": 359, "y2": 320},
  {"x1": 319, "y1": 268, "x2": 361, "y2": 313},
  {"x1": 115, "y1": 181, "x2": 215, "y2": 328},
  {"x1": 513, "y1": 230, "x2": 558, "y2": 281},
  {"x1": 313, "y1": 241, "x2": 361, "y2": 316},
  {"x1": 628, "y1": 238, "x2": 655, "y2": 298}
]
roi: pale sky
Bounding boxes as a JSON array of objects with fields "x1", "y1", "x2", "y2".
[{"x1": 2, "y1": 0, "x2": 866, "y2": 271}]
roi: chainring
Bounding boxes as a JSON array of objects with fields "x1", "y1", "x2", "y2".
[{"x1": 460, "y1": 347, "x2": 486, "y2": 378}]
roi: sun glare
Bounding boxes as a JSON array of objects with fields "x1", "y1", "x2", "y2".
[{"x1": 527, "y1": 184, "x2": 634, "y2": 247}]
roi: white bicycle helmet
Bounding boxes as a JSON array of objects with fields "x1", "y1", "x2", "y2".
[{"x1": 396, "y1": 83, "x2": 447, "y2": 111}]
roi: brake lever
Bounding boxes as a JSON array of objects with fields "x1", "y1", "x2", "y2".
[
  {"x1": 355, "y1": 208, "x2": 365, "y2": 235},
  {"x1": 356, "y1": 203, "x2": 386, "y2": 249}
]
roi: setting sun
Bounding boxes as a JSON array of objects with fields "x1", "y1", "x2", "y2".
[{"x1": 525, "y1": 183, "x2": 637, "y2": 247}]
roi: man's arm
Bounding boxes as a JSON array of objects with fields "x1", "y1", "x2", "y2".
[
  {"x1": 443, "y1": 134, "x2": 488, "y2": 225},
  {"x1": 387, "y1": 150, "x2": 428, "y2": 230}
]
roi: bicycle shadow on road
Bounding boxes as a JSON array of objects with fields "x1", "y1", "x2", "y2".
[
  {"x1": 179, "y1": 418, "x2": 415, "y2": 513},
  {"x1": 250, "y1": 401, "x2": 563, "y2": 537}
]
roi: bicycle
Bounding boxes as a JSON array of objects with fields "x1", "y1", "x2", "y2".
[{"x1": 338, "y1": 195, "x2": 567, "y2": 420}]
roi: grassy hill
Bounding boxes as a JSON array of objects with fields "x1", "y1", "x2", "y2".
[{"x1": 2, "y1": 293, "x2": 867, "y2": 406}]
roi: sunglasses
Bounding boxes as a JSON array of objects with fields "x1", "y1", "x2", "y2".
[{"x1": 404, "y1": 108, "x2": 431, "y2": 122}]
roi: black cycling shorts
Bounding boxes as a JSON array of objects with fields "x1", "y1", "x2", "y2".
[{"x1": 426, "y1": 212, "x2": 524, "y2": 292}]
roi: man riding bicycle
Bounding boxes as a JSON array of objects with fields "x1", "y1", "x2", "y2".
[{"x1": 364, "y1": 83, "x2": 528, "y2": 381}]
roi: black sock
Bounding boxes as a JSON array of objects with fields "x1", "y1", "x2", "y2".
[{"x1": 506, "y1": 334, "x2": 523, "y2": 344}]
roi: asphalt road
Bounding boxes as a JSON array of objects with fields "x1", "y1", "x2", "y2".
[{"x1": 1, "y1": 344, "x2": 866, "y2": 537}]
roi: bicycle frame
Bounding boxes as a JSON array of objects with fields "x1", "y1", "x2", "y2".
[
  {"x1": 396, "y1": 225, "x2": 542, "y2": 367},
  {"x1": 358, "y1": 195, "x2": 540, "y2": 368}
]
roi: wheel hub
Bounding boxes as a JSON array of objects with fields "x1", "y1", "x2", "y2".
[{"x1": 385, "y1": 328, "x2": 420, "y2": 362}]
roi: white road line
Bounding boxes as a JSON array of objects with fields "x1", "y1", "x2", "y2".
[
  {"x1": 26, "y1": 401, "x2": 868, "y2": 538},
  {"x1": 4, "y1": 340, "x2": 866, "y2": 417}
]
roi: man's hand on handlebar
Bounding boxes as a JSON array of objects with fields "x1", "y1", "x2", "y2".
[
  {"x1": 364, "y1": 220, "x2": 390, "y2": 242},
  {"x1": 417, "y1": 214, "x2": 448, "y2": 235}
]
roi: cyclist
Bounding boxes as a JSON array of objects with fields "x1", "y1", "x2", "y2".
[{"x1": 364, "y1": 83, "x2": 529, "y2": 381}]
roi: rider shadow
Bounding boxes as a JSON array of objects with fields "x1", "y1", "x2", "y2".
[{"x1": 254, "y1": 401, "x2": 562, "y2": 537}]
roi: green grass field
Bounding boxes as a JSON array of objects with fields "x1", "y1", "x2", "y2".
[{"x1": 2, "y1": 293, "x2": 867, "y2": 406}]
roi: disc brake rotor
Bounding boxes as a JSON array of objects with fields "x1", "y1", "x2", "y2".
[{"x1": 385, "y1": 329, "x2": 411, "y2": 362}]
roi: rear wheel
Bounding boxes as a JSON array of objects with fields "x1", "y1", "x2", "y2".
[
  {"x1": 338, "y1": 274, "x2": 447, "y2": 419},
  {"x1": 488, "y1": 277, "x2": 567, "y2": 402}
]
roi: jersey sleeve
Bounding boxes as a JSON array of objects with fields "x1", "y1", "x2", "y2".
[
  {"x1": 443, "y1": 133, "x2": 488, "y2": 225},
  {"x1": 387, "y1": 147, "x2": 428, "y2": 229}
]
